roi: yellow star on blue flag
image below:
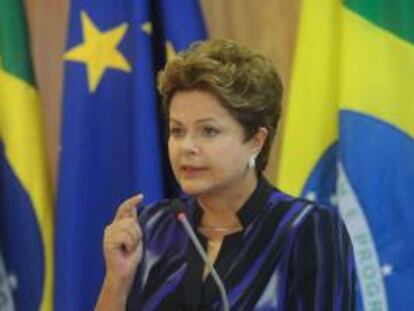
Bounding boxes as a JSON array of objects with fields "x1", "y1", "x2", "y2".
[{"x1": 64, "y1": 11, "x2": 131, "y2": 92}]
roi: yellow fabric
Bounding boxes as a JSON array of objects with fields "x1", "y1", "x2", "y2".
[
  {"x1": 276, "y1": 0, "x2": 341, "y2": 195},
  {"x1": 340, "y1": 8, "x2": 414, "y2": 138},
  {"x1": 0, "y1": 66, "x2": 53, "y2": 311}
]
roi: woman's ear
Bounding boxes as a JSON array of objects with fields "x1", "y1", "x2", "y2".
[{"x1": 251, "y1": 127, "x2": 268, "y2": 153}]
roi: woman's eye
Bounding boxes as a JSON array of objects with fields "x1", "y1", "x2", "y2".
[
  {"x1": 169, "y1": 127, "x2": 184, "y2": 137},
  {"x1": 202, "y1": 126, "x2": 220, "y2": 137}
]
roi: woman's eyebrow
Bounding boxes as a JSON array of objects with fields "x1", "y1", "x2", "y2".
[
  {"x1": 194, "y1": 118, "x2": 217, "y2": 124},
  {"x1": 169, "y1": 118, "x2": 182, "y2": 125},
  {"x1": 169, "y1": 117, "x2": 219, "y2": 125}
]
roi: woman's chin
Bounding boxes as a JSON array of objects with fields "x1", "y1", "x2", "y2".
[{"x1": 179, "y1": 180, "x2": 212, "y2": 196}]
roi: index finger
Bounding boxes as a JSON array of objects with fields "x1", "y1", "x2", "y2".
[{"x1": 114, "y1": 193, "x2": 143, "y2": 221}]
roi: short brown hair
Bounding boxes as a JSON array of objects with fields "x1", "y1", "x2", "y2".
[{"x1": 158, "y1": 38, "x2": 283, "y2": 172}]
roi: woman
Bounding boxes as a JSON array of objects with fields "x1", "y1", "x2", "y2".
[{"x1": 96, "y1": 39, "x2": 355, "y2": 310}]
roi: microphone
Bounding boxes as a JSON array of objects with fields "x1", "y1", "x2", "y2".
[{"x1": 171, "y1": 200, "x2": 230, "y2": 311}]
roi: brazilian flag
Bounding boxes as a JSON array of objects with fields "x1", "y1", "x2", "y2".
[
  {"x1": 0, "y1": 0, "x2": 53, "y2": 310},
  {"x1": 277, "y1": 0, "x2": 414, "y2": 310}
]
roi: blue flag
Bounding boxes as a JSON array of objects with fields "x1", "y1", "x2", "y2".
[{"x1": 56, "y1": 0, "x2": 206, "y2": 309}]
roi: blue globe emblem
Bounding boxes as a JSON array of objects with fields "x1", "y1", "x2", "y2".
[{"x1": 300, "y1": 110, "x2": 414, "y2": 311}]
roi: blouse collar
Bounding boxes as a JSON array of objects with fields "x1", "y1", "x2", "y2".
[{"x1": 191, "y1": 176, "x2": 274, "y2": 229}]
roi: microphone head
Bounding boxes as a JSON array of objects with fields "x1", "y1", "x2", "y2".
[{"x1": 170, "y1": 199, "x2": 186, "y2": 218}]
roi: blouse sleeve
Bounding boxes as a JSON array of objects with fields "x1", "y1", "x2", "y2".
[{"x1": 287, "y1": 206, "x2": 356, "y2": 311}]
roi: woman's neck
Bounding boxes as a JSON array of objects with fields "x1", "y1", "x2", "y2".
[{"x1": 197, "y1": 173, "x2": 258, "y2": 228}]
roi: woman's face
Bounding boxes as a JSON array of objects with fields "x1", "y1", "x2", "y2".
[{"x1": 168, "y1": 89, "x2": 259, "y2": 197}]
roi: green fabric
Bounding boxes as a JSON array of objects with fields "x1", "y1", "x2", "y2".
[
  {"x1": 0, "y1": 0, "x2": 34, "y2": 85},
  {"x1": 344, "y1": 0, "x2": 414, "y2": 45}
]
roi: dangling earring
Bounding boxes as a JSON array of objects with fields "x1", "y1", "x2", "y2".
[{"x1": 248, "y1": 155, "x2": 256, "y2": 169}]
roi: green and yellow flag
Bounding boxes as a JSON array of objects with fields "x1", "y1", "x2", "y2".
[
  {"x1": 0, "y1": 0, "x2": 53, "y2": 310},
  {"x1": 277, "y1": 0, "x2": 414, "y2": 309}
]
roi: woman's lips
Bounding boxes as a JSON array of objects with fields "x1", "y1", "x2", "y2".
[{"x1": 180, "y1": 165, "x2": 208, "y2": 177}]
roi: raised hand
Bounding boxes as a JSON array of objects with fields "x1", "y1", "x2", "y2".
[{"x1": 97, "y1": 194, "x2": 144, "y2": 310}]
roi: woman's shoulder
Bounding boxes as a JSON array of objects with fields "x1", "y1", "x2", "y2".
[
  {"x1": 266, "y1": 186, "x2": 347, "y2": 236},
  {"x1": 274, "y1": 194, "x2": 353, "y2": 254},
  {"x1": 290, "y1": 197, "x2": 345, "y2": 231}
]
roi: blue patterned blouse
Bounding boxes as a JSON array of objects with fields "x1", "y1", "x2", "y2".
[{"x1": 126, "y1": 178, "x2": 355, "y2": 310}]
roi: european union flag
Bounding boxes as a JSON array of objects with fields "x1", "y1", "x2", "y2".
[{"x1": 56, "y1": 0, "x2": 206, "y2": 309}]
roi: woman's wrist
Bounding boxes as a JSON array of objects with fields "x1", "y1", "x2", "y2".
[
  {"x1": 95, "y1": 275, "x2": 130, "y2": 311},
  {"x1": 104, "y1": 273, "x2": 132, "y2": 298}
]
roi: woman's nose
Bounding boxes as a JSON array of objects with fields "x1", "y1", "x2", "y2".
[{"x1": 181, "y1": 134, "x2": 200, "y2": 155}]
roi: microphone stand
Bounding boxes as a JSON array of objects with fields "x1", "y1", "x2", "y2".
[{"x1": 173, "y1": 202, "x2": 230, "y2": 311}]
